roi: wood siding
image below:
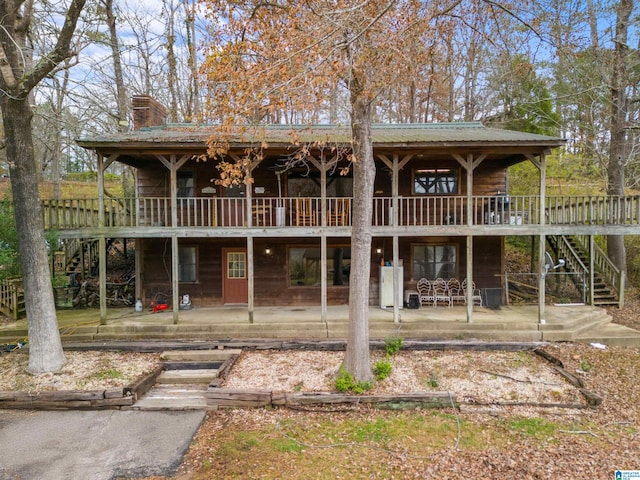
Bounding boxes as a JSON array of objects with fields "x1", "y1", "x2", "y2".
[{"x1": 140, "y1": 235, "x2": 503, "y2": 308}]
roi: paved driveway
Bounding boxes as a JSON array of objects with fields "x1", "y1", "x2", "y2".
[{"x1": 0, "y1": 409, "x2": 205, "y2": 480}]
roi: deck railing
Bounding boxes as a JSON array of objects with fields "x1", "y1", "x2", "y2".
[
  {"x1": 41, "y1": 194, "x2": 640, "y2": 230},
  {"x1": 0, "y1": 278, "x2": 25, "y2": 320}
]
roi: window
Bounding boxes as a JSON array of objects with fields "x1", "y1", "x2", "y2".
[
  {"x1": 412, "y1": 244, "x2": 457, "y2": 280},
  {"x1": 287, "y1": 171, "x2": 353, "y2": 197},
  {"x1": 177, "y1": 171, "x2": 194, "y2": 197},
  {"x1": 227, "y1": 252, "x2": 246, "y2": 279},
  {"x1": 178, "y1": 246, "x2": 197, "y2": 282},
  {"x1": 289, "y1": 246, "x2": 351, "y2": 286},
  {"x1": 413, "y1": 168, "x2": 458, "y2": 194}
]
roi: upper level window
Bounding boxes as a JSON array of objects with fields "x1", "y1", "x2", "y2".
[
  {"x1": 177, "y1": 171, "x2": 194, "y2": 197},
  {"x1": 413, "y1": 168, "x2": 458, "y2": 195}
]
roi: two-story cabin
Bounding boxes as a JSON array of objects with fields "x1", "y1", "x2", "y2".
[{"x1": 58, "y1": 95, "x2": 634, "y2": 326}]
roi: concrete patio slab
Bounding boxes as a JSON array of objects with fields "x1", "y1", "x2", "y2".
[{"x1": 1, "y1": 303, "x2": 638, "y2": 347}]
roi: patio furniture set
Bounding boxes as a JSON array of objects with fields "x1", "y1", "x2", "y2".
[{"x1": 416, "y1": 277, "x2": 483, "y2": 308}]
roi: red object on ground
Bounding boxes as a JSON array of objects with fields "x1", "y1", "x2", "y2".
[{"x1": 152, "y1": 303, "x2": 169, "y2": 313}]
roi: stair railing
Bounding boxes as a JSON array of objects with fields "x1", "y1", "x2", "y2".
[
  {"x1": 553, "y1": 236, "x2": 588, "y2": 304},
  {"x1": 0, "y1": 278, "x2": 25, "y2": 320},
  {"x1": 574, "y1": 235, "x2": 625, "y2": 308},
  {"x1": 63, "y1": 238, "x2": 82, "y2": 270}
]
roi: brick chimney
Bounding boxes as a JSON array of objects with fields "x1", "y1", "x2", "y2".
[{"x1": 132, "y1": 95, "x2": 167, "y2": 130}]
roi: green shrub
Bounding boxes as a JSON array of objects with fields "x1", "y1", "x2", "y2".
[
  {"x1": 373, "y1": 359, "x2": 392, "y2": 381},
  {"x1": 384, "y1": 336, "x2": 404, "y2": 356},
  {"x1": 335, "y1": 365, "x2": 373, "y2": 394},
  {"x1": 425, "y1": 374, "x2": 439, "y2": 389}
]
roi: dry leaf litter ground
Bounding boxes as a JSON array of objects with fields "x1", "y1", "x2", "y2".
[{"x1": 167, "y1": 342, "x2": 640, "y2": 480}]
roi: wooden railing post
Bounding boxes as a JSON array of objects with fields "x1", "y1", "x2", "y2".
[{"x1": 11, "y1": 282, "x2": 18, "y2": 320}]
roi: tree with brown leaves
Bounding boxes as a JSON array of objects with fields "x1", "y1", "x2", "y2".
[{"x1": 198, "y1": 0, "x2": 513, "y2": 381}]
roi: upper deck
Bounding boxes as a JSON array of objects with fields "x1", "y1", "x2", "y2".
[{"x1": 42, "y1": 193, "x2": 640, "y2": 238}]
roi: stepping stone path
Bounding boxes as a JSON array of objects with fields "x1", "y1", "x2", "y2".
[{"x1": 133, "y1": 349, "x2": 241, "y2": 411}]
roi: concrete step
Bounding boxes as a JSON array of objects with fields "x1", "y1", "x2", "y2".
[
  {"x1": 133, "y1": 384, "x2": 209, "y2": 411},
  {"x1": 160, "y1": 349, "x2": 241, "y2": 362},
  {"x1": 541, "y1": 310, "x2": 612, "y2": 342},
  {"x1": 156, "y1": 369, "x2": 219, "y2": 384},
  {"x1": 575, "y1": 323, "x2": 640, "y2": 347}
]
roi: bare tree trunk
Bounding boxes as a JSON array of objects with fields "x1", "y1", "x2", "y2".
[
  {"x1": 607, "y1": 0, "x2": 632, "y2": 277},
  {"x1": 0, "y1": 0, "x2": 86, "y2": 373},
  {"x1": 165, "y1": 0, "x2": 179, "y2": 123},
  {"x1": 344, "y1": 73, "x2": 374, "y2": 384},
  {"x1": 51, "y1": 66, "x2": 71, "y2": 200},
  {"x1": 2, "y1": 96, "x2": 66, "y2": 373},
  {"x1": 184, "y1": 0, "x2": 200, "y2": 121},
  {"x1": 104, "y1": 0, "x2": 129, "y2": 131}
]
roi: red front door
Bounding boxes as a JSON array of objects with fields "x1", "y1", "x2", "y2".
[{"x1": 222, "y1": 248, "x2": 248, "y2": 304}]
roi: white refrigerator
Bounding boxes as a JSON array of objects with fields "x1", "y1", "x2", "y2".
[{"x1": 379, "y1": 265, "x2": 404, "y2": 308}]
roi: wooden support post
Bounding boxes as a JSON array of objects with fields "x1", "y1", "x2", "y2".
[
  {"x1": 99, "y1": 236, "x2": 107, "y2": 324},
  {"x1": 248, "y1": 236, "x2": 254, "y2": 323},
  {"x1": 466, "y1": 156, "x2": 474, "y2": 323},
  {"x1": 169, "y1": 157, "x2": 180, "y2": 325},
  {"x1": 245, "y1": 167, "x2": 255, "y2": 324},
  {"x1": 539, "y1": 234, "x2": 546, "y2": 324},
  {"x1": 11, "y1": 283, "x2": 18, "y2": 321},
  {"x1": 320, "y1": 156, "x2": 327, "y2": 324},
  {"x1": 135, "y1": 238, "x2": 143, "y2": 303},
  {"x1": 453, "y1": 153, "x2": 481, "y2": 324},
  {"x1": 378, "y1": 153, "x2": 413, "y2": 323},
  {"x1": 589, "y1": 235, "x2": 595, "y2": 306},
  {"x1": 321, "y1": 235, "x2": 327, "y2": 324},
  {"x1": 466, "y1": 235, "x2": 473, "y2": 323},
  {"x1": 524, "y1": 152, "x2": 548, "y2": 323},
  {"x1": 538, "y1": 153, "x2": 547, "y2": 324},
  {"x1": 171, "y1": 236, "x2": 179, "y2": 324},
  {"x1": 392, "y1": 155, "x2": 400, "y2": 323},
  {"x1": 97, "y1": 153, "x2": 108, "y2": 325}
]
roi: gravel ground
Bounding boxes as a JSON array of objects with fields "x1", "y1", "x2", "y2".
[
  {"x1": 222, "y1": 349, "x2": 585, "y2": 406},
  {"x1": 0, "y1": 351, "x2": 160, "y2": 392}
]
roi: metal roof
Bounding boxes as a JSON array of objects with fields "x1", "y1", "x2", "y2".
[{"x1": 77, "y1": 122, "x2": 565, "y2": 150}]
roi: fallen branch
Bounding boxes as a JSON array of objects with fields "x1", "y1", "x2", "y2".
[
  {"x1": 477, "y1": 369, "x2": 560, "y2": 386},
  {"x1": 533, "y1": 348, "x2": 564, "y2": 367},
  {"x1": 559, "y1": 429, "x2": 599, "y2": 437}
]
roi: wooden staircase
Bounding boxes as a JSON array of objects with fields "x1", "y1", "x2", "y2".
[
  {"x1": 63, "y1": 238, "x2": 122, "y2": 279},
  {"x1": 133, "y1": 349, "x2": 241, "y2": 411},
  {"x1": 63, "y1": 238, "x2": 100, "y2": 279},
  {"x1": 548, "y1": 235, "x2": 623, "y2": 307}
]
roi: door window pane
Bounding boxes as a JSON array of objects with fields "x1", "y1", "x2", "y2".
[{"x1": 227, "y1": 252, "x2": 246, "y2": 279}]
